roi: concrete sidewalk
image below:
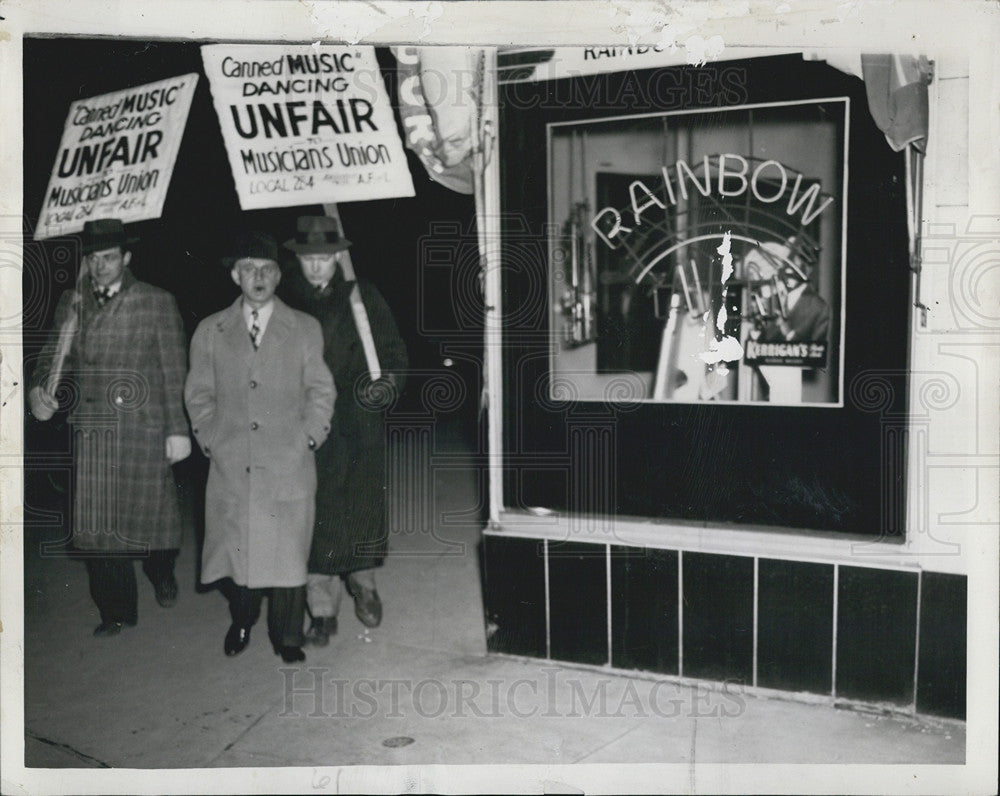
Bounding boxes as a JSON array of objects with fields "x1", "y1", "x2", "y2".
[{"x1": 20, "y1": 422, "x2": 964, "y2": 771}]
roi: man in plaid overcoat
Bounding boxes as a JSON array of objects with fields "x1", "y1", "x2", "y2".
[{"x1": 28, "y1": 219, "x2": 191, "y2": 637}]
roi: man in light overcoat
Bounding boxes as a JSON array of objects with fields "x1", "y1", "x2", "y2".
[{"x1": 185, "y1": 230, "x2": 334, "y2": 664}]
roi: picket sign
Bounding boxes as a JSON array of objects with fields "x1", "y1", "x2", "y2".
[{"x1": 322, "y1": 202, "x2": 381, "y2": 380}]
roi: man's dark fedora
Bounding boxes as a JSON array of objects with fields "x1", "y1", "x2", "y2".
[
  {"x1": 284, "y1": 216, "x2": 352, "y2": 255},
  {"x1": 225, "y1": 230, "x2": 281, "y2": 268},
  {"x1": 80, "y1": 218, "x2": 138, "y2": 255}
]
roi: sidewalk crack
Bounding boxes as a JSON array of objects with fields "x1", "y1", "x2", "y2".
[
  {"x1": 25, "y1": 730, "x2": 111, "y2": 768},
  {"x1": 570, "y1": 725, "x2": 639, "y2": 763},
  {"x1": 206, "y1": 708, "x2": 273, "y2": 765}
]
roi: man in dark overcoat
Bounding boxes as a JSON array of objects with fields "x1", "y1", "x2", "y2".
[
  {"x1": 185, "y1": 231, "x2": 334, "y2": 663},
  {"x1": 28, "y1": 218, "x2": 191, "y2": 636},
  {"x1": 280, "y1": 216, "x2": 407, "y2": 645}
]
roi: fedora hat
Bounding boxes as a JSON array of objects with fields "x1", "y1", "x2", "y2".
[
  {"x1": 284, "y1": 216, "x2": 352, "y2": 254},
  {"x1": 224, "y1": 230, "x2": 281, "y2": 268},
  {"x1": 80, "y1": 218, "x2": 138, "y2": 255}
]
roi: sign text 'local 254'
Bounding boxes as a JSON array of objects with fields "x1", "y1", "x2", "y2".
[
  {"x1": 201, "y1": 45, "x2": 414, "y2": 209},
  {"x1": 36, "y1": 74, "x2": 198, "y2": 240}
]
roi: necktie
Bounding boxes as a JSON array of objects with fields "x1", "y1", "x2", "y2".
[
  {"x1": 249, "y1": 309, "x2": 260, "y2": 350},
  {"x1": 93, "y1": 286, "x2": 111, "y2": 307}
]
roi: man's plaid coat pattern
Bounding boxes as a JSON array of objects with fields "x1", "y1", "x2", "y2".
[{"x1": 30, "y1": 269, "x2": 189, "y2": 553}]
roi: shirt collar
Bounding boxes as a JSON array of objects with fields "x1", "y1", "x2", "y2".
[{"x1": 92, "y1": 277, "x2": 123, "y2": 297}]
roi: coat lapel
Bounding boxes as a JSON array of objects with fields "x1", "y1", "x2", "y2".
[
  {"x1": 256, "y1": 298, "x2": 292, "y2": 367},
  {"x1": 218, "y1": 296, "x2": 257, "y2": 368},
  {"x1": 220, "y1": 297, "x2": 293, "y2": 369},
  {"x1": 85, "y1": 269, "x2": 136, "y2": 363}
]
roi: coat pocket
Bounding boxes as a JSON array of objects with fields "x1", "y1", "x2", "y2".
[
  {"x1": 274, "y1": 443, "x2": 316, "y2": 499},
  {"x1": 194, "y1": 422, "x2": 217, "y2": 457}
]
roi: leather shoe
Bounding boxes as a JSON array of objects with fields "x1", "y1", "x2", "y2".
[
  {"x1": 93, "y1": 619, "x2": 135, "y2": 637},
  {"x1": 347, "y1": 582, "x2": 382, "y2": 628},
  {"x1": 154, "y1": 575, "x2": 178, "y2": 607},
  {"x1": 224, "y1": 623, "x2": 252, "y2": 656},
  {"x1": 304, "y1": 616, "x2": 337, "y2": 647},
  {"x1": 274, "y1": 644, "x2": 306, "y2": 663}
]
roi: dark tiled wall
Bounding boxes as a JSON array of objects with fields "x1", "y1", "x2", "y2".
[
  {"x1": 917, "y1": 572, "x2": 967, "y2": 719},
  {"x1": 757, "y1": 559, "x2": 834, "y2": 694},
  {"x1": 610, "y1": 547, "x2": 679, "y2": 674},
  {"x1": 482, "y1": 535, "x2": 546, "y2": 658},
  {"x1": 482, "y1": 536, "x2": 966, "y2": 718},
  {"x1": 548, "y1": 541, "x2": 608, "y2": 665},
  {"x1": 836, "y1": 566, "x2": 919, "y2": 704},
  {"x1": 682, "y1": 553, "x2": 754, "y2": 684}
]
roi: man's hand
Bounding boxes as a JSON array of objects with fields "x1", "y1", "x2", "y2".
[
  {"x1": 28, "y1": 385, "x2": 59, "y2": 421},
  {"x1": 166, "y1": 435, "x2": 192, "y2": 464},
  {"x1": 359, "y1": 374, "x2": 398, "y2": 407}
]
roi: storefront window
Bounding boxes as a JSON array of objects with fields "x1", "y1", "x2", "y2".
[{"x1": 548, "y1": 100, "x2": 846, "y2": 406}]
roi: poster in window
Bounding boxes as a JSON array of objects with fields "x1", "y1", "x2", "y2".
[{"x1": 548, "y1": 98, "x2": 847, "y2": 406}]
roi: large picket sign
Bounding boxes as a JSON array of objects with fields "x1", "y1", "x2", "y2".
[
  {"x1": 35, "y1": 74, "x2": 198, "y2": 240},
  {"x1": 201, "y1": 44, "x2": 415, "y2": 209}
]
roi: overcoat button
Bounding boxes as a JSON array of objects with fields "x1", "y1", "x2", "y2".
[
  {"x1": 250, "y1": 380, "x2": 257, "y2": 388},
  {"x1": 246, "y1": 466, "x2": 251, "y2": 473},
  {"x1": 251, "y1": 422, "x2": 259, "y2": 430}
]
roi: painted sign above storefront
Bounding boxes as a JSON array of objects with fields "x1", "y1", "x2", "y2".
[
  {"x1": 499, "y1": 47, "x2": 674, "y2": 83},
  {"x1": 200, "y1": 44, "x2": 415, "y2": 210},
  {"x1": 35, "y1": 74, "x2": 198, "y2": 240}
]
